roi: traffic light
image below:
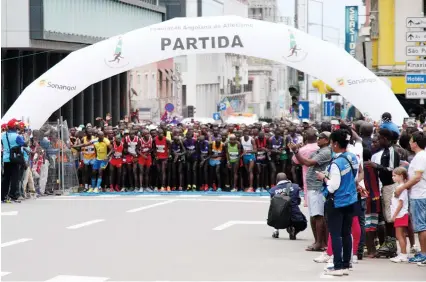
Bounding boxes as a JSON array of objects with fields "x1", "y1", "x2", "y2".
[
  {"x1": 187, "y1": 105, "x2": 195, "y2": 118},
  {"x1": 297, "y1": 71, "x2": 304, "y2": 82},
  {"x1": 289, "y1": 85, "x2": 300, "y2": 112}
]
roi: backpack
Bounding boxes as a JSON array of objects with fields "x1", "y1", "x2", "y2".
[{"x1": 267, "y1": 183, "x2": 292, "y2": 229}]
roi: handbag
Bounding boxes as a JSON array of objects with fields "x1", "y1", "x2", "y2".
[{"x1": 5, "y1": 133, "x2": 25, "y2": 165}]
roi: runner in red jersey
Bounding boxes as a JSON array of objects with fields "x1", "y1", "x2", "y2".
[
  {"x1": 153, "y1": 130, "x2": 171, "y2": 191},
  {"x1": 109, "y1": 135, "x2": 126, "y2": 192},
  {"x1": 138, "y1": 129, "x2": 153, "y2": 192},
  {"x1": 123, "y1": 131, "x2": 139, "y2": 191}
]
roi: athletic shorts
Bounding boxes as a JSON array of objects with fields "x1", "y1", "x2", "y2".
[
  {"x1": 83, "y1": 158, "x2": 95, "y2": 166},
  {"x1": 110, "y1": 158, "x2": 123, "y2": 168},
  {"x1": 139, "y1": 155, "x2": 152, "y2": 167},
  {"x1": 256, "y1": 156, "x2": 267, "y2": 165},
  {"x1": 394, "y1": 213, "x2": 409, "y2": 228},
  {"x1": 209, "y1": 159, "x2": 221, "y2": 167},
  {"x1": 124, "y1": 155, "x2": 134, "y2": 164},
  {"x1": 243, "y1": 154, "x2": 255, "y2": 164},
  {"x1": 410, "y1": 198, "x2": 426, "y2": 232},
  {"x1": 308, "y1": 190, "x2": 325, "y2": 217},
  {"x1": 93, "y1": 159, "x2": 108, "y2": 170}
]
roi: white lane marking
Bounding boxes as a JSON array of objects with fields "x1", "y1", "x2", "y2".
[
  {"x1": 126, "y1": 200, "x2": 176, "y2": 213},
  {"x1": 218, "y1": 195, "x2": 242, "y2": 198},
  {"x1": 44, "y1": 275, "x2": 109, "y2": 282},
  {"x1": 1, "y1": 211, "x2": 18, "y2": 216},
  {"x1": 40, "y1": 198, "x2": 269, "y2": 204},
  {"x1": 0, "y1": 272, "x2": 11, "y2": 277},
  {"x1": 66, "y1": 219, "x2": 105, "y2": 230},
  {"x1": 1, "y1": 238, "x2": 33, "y2": 248},
  {"x1": 213, "y1": 220, "x2": 265, "y2": 231},
  {"x1": 178, "y1": 195, "x2": 201, "y2": 198}
]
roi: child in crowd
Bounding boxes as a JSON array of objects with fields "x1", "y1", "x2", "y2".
[{"x1": 390, "y1": 167, "x2": 410, "y2": 263}]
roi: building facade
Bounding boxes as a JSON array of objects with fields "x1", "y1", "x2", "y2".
[{"x1": 1, "y1": 0, "x2": 165, "y2": 127}]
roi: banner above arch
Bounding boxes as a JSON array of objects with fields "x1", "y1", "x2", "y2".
[{"x1": 2, "y1": 15, "x2": 407, "y2": 128}]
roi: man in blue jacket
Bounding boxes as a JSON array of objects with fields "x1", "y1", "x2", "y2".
[
  {"x1": 269, "y1": 173, "x2": 307, "y2": 239},
  {"x1": 1, "y1": 119, "x2": 25, "y2": 203}
]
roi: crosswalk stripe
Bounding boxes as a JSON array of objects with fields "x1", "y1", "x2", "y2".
[
  {"x1": 1, "y1": 272, "x2": 11, "y2": 277},
  {"x1": 44, "y1": 275, "x2": 109, "y2": 282},
  {"x1": 1, "y1": 211, "x2": 18, "y2": 216}
]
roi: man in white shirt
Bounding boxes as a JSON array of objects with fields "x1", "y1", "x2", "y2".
[{"x1": 395, "y1": 131, "x2": 426, "y2": 264}]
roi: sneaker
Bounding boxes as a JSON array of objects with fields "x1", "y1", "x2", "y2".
[
  {"x1": 390, "y1": 253, "x2": 408, "y2": 263},
  {"x1": 314, "y1": 252, "x2": 331, "y2": 263},
  {"x1": 272, "y1": 230, "x2": 279, "y2": 238},
  {"x1": 93, "y1": 188, "x2": 99, "y2": 193},
  {"x1": 246, "y1": 187, "x2": 254, "y2": 193},
  {"x1": 208, "y1": 187, "x2": 213, "y2": 192},
  {"x1": 326, "y1": 256, "x2": 334, "y2": 264},
  {"x1": 409, "y1": 253, "x2": 426, "y2": 263},
  {"x1": 1, "y1": 198, "x2": 12, "y2": 204},
  {"x1": 87, "y1": 188, "x2": 94, "y2": 193},
  {"x1": 411, "y1": 245, "x2": 420, "y2": 254},
  {"x1": 287, "y1": 226, "x2": 296, "y2": 240},
  {"x1": 160, "y1": 187, "x2": 165, "y2": 192},
  {"x1": 120, "y1": 188, "x2": 126, "y2": 192},
  {"x1": 154, "y1": 187, "x2": 159, "y2": 192},
  {"x1": 139, "y1": 188, "x2": 144, "y2": 192},
  {"x1": 145, "y1": 187, "x2": 153, "y2": 193},
  {"x1": 217, "y1": 188, "x2": 222, "y2": 192},
  {"x1": 342, "y1": 269, "x2": 349, "y2": 276},
  {"x1": 352, "y1": 255, "x2": 358, "y2": 264},
  {"x1": 323, "y1": 268, "x2": 343, "y2": 277},
  {"x1": 231, "y1": 188, "x2": 237, "y2": 192},
  {"x1": 418, "y1": 260, "x2": 426, "y2": 267},
  {"x1": 166, "y1": 186, "x2": 171, "y2": 192},
  {"x1": 187, "y1": 185, "x2": 191, "y2": 191},
  {"x1": 255, "y1": 188, "x2": 261, "y2": 193}
]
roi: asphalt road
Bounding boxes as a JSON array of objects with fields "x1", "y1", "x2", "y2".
[{"x1": 1, "y1": 194, "x2": 425, "y2": 281}]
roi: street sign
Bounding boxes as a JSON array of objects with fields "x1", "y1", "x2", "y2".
[
  {"x1": 298, "y1": 101, "x2": 309, "y2": 119},
  {"x1": 165, "y1": 103, "x2": 174, "y2": 112},
  {"x1": 406, "y1": 74, "x2": 426, "y2": 84},
  {"x1": 323, "y1": 101, "x2": 335, "y2": 117},
  {"x1": 219, "y1": 102, "x2": 226, "y2": 111},
  {"x1": 406, "y1": 60, "x2": 426, "y2": 71},
  {"x1": 406, "y1": 89, "x2": 426, "y2": 99},
  {"x1": 406, "y1": 32, "x2": 426, "y2": 42},
  {"x1": 213, "y1": 112, "x2": 221, "y2": 120},
  {"x1": 407, "y1": 17, "x2": 426, "y2": 28},
  {"x1": 406, "y1": 46, "x2": 426, "y2": 56}
]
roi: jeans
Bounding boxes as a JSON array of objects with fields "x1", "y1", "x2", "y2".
[
  {"x1": 1, "y1": 162, "x2": 20, "y2": 201},
  {"x1": 357, "y1": 199, "x2": 366, "y2": 255},
  {"x1": 326, "y1": 201, "x2": 355, "y2": 270}
]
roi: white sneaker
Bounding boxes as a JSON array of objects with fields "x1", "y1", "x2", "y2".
[
  {"x1": 390, "y1": 254, "x2": 409, "y2": 263},
  {"x1": 352, "y1": 255, "x2": 358, "y2": 264},
  {"x1": 326, "y1": 256, "x2": 334, "y2": 264},
  {"x1": 342, "y1": 268, "x2": 350, "y2": 276},
  {"x1": 314, "y1": 252, "x2": 331, "y2": 263},
  {"x1": 411, "y1": 245, "x2": 420, "y2": 254},
  {"x1": 323, "y1": 268, "x2": 343, "y2": 276}
]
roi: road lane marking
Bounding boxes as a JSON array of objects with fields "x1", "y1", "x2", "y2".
[
  {"x1": 0, "y1": 272, "x2": 11, "y2": 277},
  {"x1": 44, "y1": 275, "x2": 109, "y2": 281},
  {"x1": 1, "y1": 238, "x2": 33, "y2": 248},
  {"x1": 213, "y1": 220, "x2": 265, "y2": 231},
  {"x1": 126, "y1": 200, "x2": 176, "y2": 213},
  {"x1": 1, "y1": 211, "x2": 18, "y2": 216},
  {"x1": 66, "y1": 219, "x2": 105, "y2": 230}
]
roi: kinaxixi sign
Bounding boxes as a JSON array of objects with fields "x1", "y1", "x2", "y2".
[
  {"x1": 345, "y1": 6, "x2": 359, "y2": 57},
  {"x1": 2, "y1": 15, "x2": 407, "y2": 128}
]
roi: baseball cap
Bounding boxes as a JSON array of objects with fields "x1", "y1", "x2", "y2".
[
  {"x1": 319, "y1": 131, "x2": 331, "y2": 139},
  {"x1": 7, "y1": 118, "x2": 19, "y2": 128}
]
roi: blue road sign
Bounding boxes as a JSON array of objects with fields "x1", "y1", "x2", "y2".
[
  {"x1": 298, "y1": 101, "x2": 310, "y2": 119},
  {"x1": 165, "y1": 103, "x2": 174, "y2": 112},
  {"x1": 406, "y1": 74, "x2": 426, "y2": 84},
  {"x1": 324, "y1": 101, "x2": 335, "y2": 117},
  {"x1": 213, "y1": 112, "x2": 221, "y2": 120},
  {"x1": 219, "y1": 102, "x2": 226, "y2": 111}
]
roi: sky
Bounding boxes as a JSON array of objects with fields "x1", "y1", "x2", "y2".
[{"x1": 277, "y1": 0, "x2": 365, "y2": 48}]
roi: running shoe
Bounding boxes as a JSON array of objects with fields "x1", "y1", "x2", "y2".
[
  {"x1": 390, "y1": 254, "x2": 408, "y2": 263},
  {"x1": 160, "y1": 187, "x2": 166, "y2": 192},
  {"x1": 255, "y1": 188, "x2": 261, "y2": 193},
  {"x1": 409, "y1": 253, "x2": 426, "y2": 263},
  {"x1": 231, "y1": 188, "x2": 237, "y2": 192},
  {"x1": 93, "y1": 188, "x2": 99, "y2": 193},
  {"x1": 87, "y1": 188, "x2": 94, "y2": 193},
  {"x1": 217, "y1": 188, "x2": 222, "y2": 192},
  {"x1": 411, "y1": 245, "x2": 420, "y2": 254},
  {"x1": 323, "y1": 267, "x2": 343, "y2": 277},
  {"x1": 178, "y1": 187, "x2": 183, "y2": 191},
  {"x1": 314, "y1": 252, "x2": 331, "y2": 263},
  {"x1": 145, "y1": 187, "x2": 153, "y2": 193},
  {"x1": 192, "y1": 185, "x2": 197, "y2": 191},
  {"x1": 166, "y1": 186, "x2": 171, "y2": 192},
  {"x1": 187, "y1": 185, "x2": 191, "y2": 191},
  {"x1": 418, "y1": 260, "x2": 426, "y2": 267},
  {"x1": 352, "y1": 255, "x2": 358, "y2": 264},
  {"x1": 246, "y1": 187, "x2": 254, "y2": 193},
  {"x1": 120, "y1": 188, "x2": 126, "y2": 192}
]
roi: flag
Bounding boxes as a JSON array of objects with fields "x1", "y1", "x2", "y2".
[
  {"x1": 224, "y1": 98, "x2": 234, "y2": 116},
  {"x1": 160, "y1": 111, "x2": 168, "y2": 121}
]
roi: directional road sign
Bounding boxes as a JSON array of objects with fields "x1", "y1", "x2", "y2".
[
  {"x1": 213, "y1": 112, "x2": 221, "y2": 120},
  {"x1": 406, "y1": 74, "x2": 426, "y2": 84},
  {"x1": 323, "y1": 101, "x2": 335, "y2": 117},
  {"x1": 406, "y1": 60, "x2": 426, "y2": 71},
  {"x1": 406, "y1": 17, "x2": 426, "y2": 28},
  {"x1": 219, "y1": 102, "x2": 226, "y2": 111},
  {"x1": 406, "y1": 32, "x2": 426, "y2": 42},
  {"x1": 406, "y1": 89, "x2": 426, "y2": 99},
  {"x1": 298, "y1": 101, "x2": 310, "y2": 119},
  {"x1": 406, "y1": 46, "x2": 426, "y2": 56}
]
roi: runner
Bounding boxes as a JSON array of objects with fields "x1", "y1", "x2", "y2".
[
  {"x1": 153, "y1": 129, "x2": 171, "y2": 192},
  {"x1": 241, "y1": 129, "x2": 257, "y2": 192},
  {"x1": 138, "y1": 129, "x2": 153, "y2": 192},
  {"x1": 226, "y1": 134, "x2": 242, "y2": 192}
]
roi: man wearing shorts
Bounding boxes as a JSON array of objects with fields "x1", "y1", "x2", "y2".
[
  {"x1": 226, "y1": 135, "x2": 242, "y2": 192},
  {"x1": 290, "y1": 131, "x2": 331, "y2": 252},
  {"x1": 138, "y1": 129, "x2": 153, "y2": 192},
  {"x1": 81, "y1": 128, "x2": 97, "y2": 191},
  {"x1": 240, "y1": 129, "x2": 257, "y2": 192},
  {"x1": 109, "y1": 135, "x2": 125, "y2": 192}
]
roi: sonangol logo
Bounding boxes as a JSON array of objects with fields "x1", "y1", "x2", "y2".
[
  {"x1": 336, "y1": 78, "x2": 345, "y2": 86},
  {"x1": 38, "y1": 79, "x2": 77, "y2": 91}
]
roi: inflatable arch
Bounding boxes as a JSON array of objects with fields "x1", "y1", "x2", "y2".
[{"x1": 2, "y1": 15, "x2": 407, "y2": 128}]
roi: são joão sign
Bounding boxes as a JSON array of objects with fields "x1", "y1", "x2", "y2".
[
  {"x1": 161, "y1": 35, "x2": 244, "y2": 51},
  {"x1": 345, "y1": 6, "x2": 358, "y2": 57}
]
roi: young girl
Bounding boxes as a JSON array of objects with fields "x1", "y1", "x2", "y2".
[{"x1": 390, "y1": 167, "x2": 410, "y2": 263}]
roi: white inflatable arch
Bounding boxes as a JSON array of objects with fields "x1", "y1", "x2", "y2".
[{"x1": 3, "y1": 16, "x2": 407, "y2": 128}]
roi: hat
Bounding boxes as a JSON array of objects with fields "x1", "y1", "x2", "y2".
[
  {"x1": 319, "y1": 131, "x2": 331, "y2": 139},
  {"x1": 1, "y1": 124, "x2": 7, "y2": 130},
  {"x1": 7, "y1": 118, "x2": 19, "y2": 128}
]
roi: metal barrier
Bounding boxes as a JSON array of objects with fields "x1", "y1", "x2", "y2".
[{"x1": 38, "y1": 118, "x2": 79, "y2": 195}]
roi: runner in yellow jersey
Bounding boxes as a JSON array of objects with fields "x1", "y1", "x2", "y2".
[{"x1": 80, "y1": 128, "x2": 97, "y2": 190}]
